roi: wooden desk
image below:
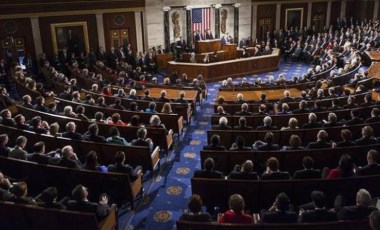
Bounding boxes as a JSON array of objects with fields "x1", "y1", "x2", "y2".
[
  {"x1": 223, "y1": 44, "x2": 237, "y2": 60},
  {"x1": 367, "y1": 61, "x2": 380, "y2": 79},
  {"x1": 216, "y1": 88, "x2": 301, "y2": 101},
  {"x1": 195, "y1": 39, "x2": 222, "y2": 53},
  {"x1": 156, "y1": 53, "x2": 173, "y2": 69},
  {"x1": 136, "y1": 87, "x2": 197, "y2": 101},
  {"x1": 366, "y1": 50, "x2": 380, "y2": 61},
  {"x1": 181, "y1": 51, "x2": 229, "y2": 63},
  {"x1": 167, "y1": 49, "x2": 280, "y2": 82}
]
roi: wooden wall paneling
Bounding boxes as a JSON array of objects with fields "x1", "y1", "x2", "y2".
[
  {"x1": 311, "y1": 2, "x2": 327, "y2": 31},
  {"x1": 346, "y1": 0, "x2": 374, "y2": 21},
  {"x1": 0, "y1": 18, "x2": 35, "y2": 62},
  {"x1": 256, "y1": 4, "x2": 276, "y2": 42},
  {"x1": 330, "y1": 1, "x2": 341, "y2": 27},
  {"x1": 38, "y1": 15, "x2": 98, "y2": 60},
  {"x1": 103, "y1": 12, "x2": 137, "y2": 54},
  {"x1": 280, "y1": 3, "x2": 308, "y2": 30}
]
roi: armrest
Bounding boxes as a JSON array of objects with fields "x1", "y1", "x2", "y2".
[
  {"x1": 166, "y1": 129, "x2": 174, "y2": 149},
  {"x1": 151, "y1": 146, "x2": 160, "y2": 170},
  {"x1": 177, "y1": 116, "x2": 184, "y2": 134},
  {"x1": 130, "y1": 173, "x2": 143, "y2": 199},
  {"x1": 99, "y1": 204, "x2": 118, "y2": 230}
]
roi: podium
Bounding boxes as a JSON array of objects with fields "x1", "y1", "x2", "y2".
[
  {"x1": 223, "y1": 44, "x2": 237, "y2": 60},
  {"x1": 195, "y1": 39, "x2": 222, "y2": 54}
]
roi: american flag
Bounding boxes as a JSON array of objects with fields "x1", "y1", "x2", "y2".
[{"x1": 192, "y1": 8, "x2": 211, "y2": 36}]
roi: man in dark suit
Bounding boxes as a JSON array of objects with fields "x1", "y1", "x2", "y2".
[
  {"x1": 131, "y1": 128, "x2": 153, "y2": 151},
  {"x1": 355, "y1": 126, "x2": 378, "y2": 146},
  {"x1": 323, "y1": 112, "x2": 343, "y2": 128},
  {"x1": 293, "y1": 156, "x2": 321, "y2": 179},
  {"x1": 327, "y1": 98, "x2": 343, "y2": 111},
  {"x1": 345, "y1": 109, "x2": 364, "y2": 126},
  {"x1": 27, "y1": 142, "x2": 51, "y2": 165},
  {"x1": 253, "y1": 132, "x2": 280, "y2": 151},
  {"x1": 279, "y1": 90, "x2": 296, "y2": 104},
  {"x1": 365, "y1": 108, "x2": 380, "y2": 123},
  {"x1": 299, "y1": 191, "x2": 337, "y2": 222},
  {"x1": 261, "y1": 193, "x2": 298, "y2": 223},
  {"x1": 205, "y1": 29, "x2": 213, "y2": 40},
  {"x1": 261, "y1": 157, "x2": 290, "y2": 180},
  {"x1": 302, "y1": 113, "x2": 323, "y2": 129},
  {"x1": 173, "y1": 91, "x2": 189, "y2": 105},
  {"x1": 83, "y1": 123, "x2": 106, "y2": 143},
  {"x1": 193, "y1": 157, "x2": 223, "y2": 179},
  {"x1": 333, "y1": 129, "x2": 356, "y2": 148},
  {"x1": 356, "y1": 150, "x2": 380, "y2": 176},
  {"x1": 256, "y1": 116, "x2": 278, "y2": 131},
  {"x1": 55, "y1": 145, "x2": 81, "y2": 169},
  {"x1": 233, "y1": 117, "x2": 253, "y2": 130},
  {"x1": 212, "y1": 116, "x2": 232, "y2": 130},
  {"x1": 228, "y1": 160, "x2": 258, "y2": 180},
  {"x1": 155, "y1": 90, "x2": 171, "y2": 103},
  {"x1": 58, "y1": 85, "x2": 73, "y2": 101},
  {"x1": 62, "y1": 122, "x2": 83, "y2": 140},
  {"x1": 194, "y1": 31, "x2": 202, "y2": 41},
  {"x1": 292, "y1": 100, "x2": 309, "y2": 114},
  {"x1": 306, "y1": 130, "x2": 332, "y2": 149},
  {"x1": 235, "y1": 103, "x2": 252, "y2": 116},
  {"x1": 337, "y1": 189, "x2": 378, "y2": 220},
  {"x1": 108, "y1": 151, "x2": 142, "y2": 181},
  {"x1": 176, "y1": 37, "x2": 187, "y2": 52},
  {"x1": 203, "y1": 134, "x2": 226, "y2": 151},
  {"x1": 67, "y1": 184, "x2": 110, "y2": 220}
]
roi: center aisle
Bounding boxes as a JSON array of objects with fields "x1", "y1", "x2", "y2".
[{"x1": 130, "y1": 60, "x2": 313, "y2": 230}]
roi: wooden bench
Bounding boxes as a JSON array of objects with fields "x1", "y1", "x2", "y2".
[
  {"x1": 191, "y1": 175, "x2": 380, "y2": 213},
  {"x1": 207, "y1": 121, "x2": 380, "y2": 148},
  {"x1": 0, "y1": 156, "x2": 142, "y2": 209},
  {"x1": 200, "y1": 144, "x2": 380, "y2": 175},
  {"x1": 176, "y1": 219, "x2": 369, "y2": 230},
  {"x1": 16, "y1": 105, "x2": 173, "y2": 153},
  {"x1": 0, "y1": 201, "x2": 118, "y2": 230},
  {"x1": 54, "y1": 97, "x2": 184, "y2": 135},
  {"x1": 0, "y1": 124, "x2": 160, "y2": 176}
]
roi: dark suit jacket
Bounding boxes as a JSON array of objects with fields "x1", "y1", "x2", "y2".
[
  {"x1": 261, "y1": 172, "x2": 290, "y2": 180},
  {"x1": 302, "y1": 122, "x2": 323, "y2": 129},
  {"x1": 131, "y1": 139, "x2": 151, "y2": 148},
  {"x1": 67, "y1": 200, "x2": 109, "y2": 220},
  {"x1": 193, "y1": 169, "x2": 223, "y2": 179},
  {"x1": 345, "y1": 117, "x2": 364, "y2": 126},
  {"x1": 261, "y1": 210, "x2": 298, "y2": 223},
  {"x1": 355, "y1": 137, "x2": 378, "y2": 146},
  {"x1": 56, "y1": 158, "x2": 81, "y2": 169},
  {"x1": 212, "y1": 125, "x2": 232, "y2": 130},
  {"x1": 255, "y1": 125, "x2": 278, "y2": 131},
  {"x1": 27, "y1": 153, "x2": 51, "y2": 164},
  {"x1": 306, "y1": 141, "x2": 331, "y2": 149},
  {"x1": 292, "y1": 108, "x2": 309, "y2": 114},
  {"x1": 279, "y1": 97, "x2": 296, "y2": 104},
  {"x1": 83, "y1": 133, "x2": 106, "y2": 143},
  {"x1": 59, "y1": 91, "x2": 73, "y2": 101},
  {"x1": 337, "y1": 205, "x2": 377, "y2": 220},
  {"x1": 228, "y1": 172, "x2": 258, "y2": 180},
  {"x1": 336, "y1": 140, "x2": 356, "y2": 148},
  {"x1": 357, "y1": 164, "x2": 380, "y2": 176},
  {"x1": 256, "y1": 144, "x2": 280, "y2": 151},
  {"x1": 365, "y1": 116, "x2": 380, "y2": 123},
  {"x1": 300, "y1": 209, "x2": 337, "y2": 223},
  {"x1": 292, "y1": 169, "x2": 321, "y2": 179},
  {"x1": 108, "y1": 163, "x2": 139, "y2": 181},
  {"x1": 62, "y1": 131, "x2": 83, "y2": 140}
]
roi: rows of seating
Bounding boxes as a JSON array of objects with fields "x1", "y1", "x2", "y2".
[
  {"x1": 54, "y1": 97, "x2": 184, "y2": 135},
  {"x1": 0, "y1": 124, "x2": 160, "y2": 175},
  {"x1": 211, "y1": 104, "x2": 377, "y2": 129},
  {"x1": 176, "y1": 219, "x2": 369, "y2": 230},
  {"x1": 200, "y1": 144, "x2": 379, "y2": 175},
  {"x1": 207, "y1": 121, "x2": 380, "y2": 148},
  {"x1": 0, "y1": 201, "x2": 118, "y2": 230},
  {"x1": 191, "y1": 174, "x2": 380, "y2": 213},
  {"x1": 0, "y1": 156, "x2": 142, "y2": 209},
  {"x1": 16, "y1": 105, "x2": 173, "y2": 153}
]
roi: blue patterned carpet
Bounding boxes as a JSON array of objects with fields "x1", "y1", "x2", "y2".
[{"x1": 126, "y1": 59, "x2": 326, "y2": 230}]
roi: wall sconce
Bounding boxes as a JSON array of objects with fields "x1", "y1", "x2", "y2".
[
  {"x1": 163, "y1": 6, "x2": 171, "y2": 12},
  {"x1": 234, "y1": 3, "x2": 241, "y2": 8}
]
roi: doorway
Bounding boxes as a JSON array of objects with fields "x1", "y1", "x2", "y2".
[
  {"x1": 1, "y1": 37, "x2": 26, "y2": 67},
  {"x1": 110, "y1": 29, "x2": 130, "y2": 49}
]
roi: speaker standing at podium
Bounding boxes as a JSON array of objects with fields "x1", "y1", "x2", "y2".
[
  {"x1": 176, "y1": 36, "x2": 187, "y2": 52},
  {"x1": 194, "y1": 31, "x2": 202, "y2": 41},
  {"x1": 205, "y1": 29, "x2": 214, "y2": 40}
]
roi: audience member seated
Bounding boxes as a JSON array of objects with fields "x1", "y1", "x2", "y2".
[
  {"x1": 67, "y1": 184, "x2": 110, "y2": 220},
  {"x1": 281, "y1": 134, "x2": 304, "y2": 151},
  {"x1": 36, "y1": 187, "x2": 66, "y2": 210},
  {"x1": 293, "y1": 100, "x2": 309, "y2": 114},
  {"x1": 370, "y1": 210, "x2": 380, "y2": 230},
  {"x1": 235, "y1": 103, "x2": 252, "y2": 116},
  {"x1": 148, "y1": 115, "x2": 168, "y2": 133},
  {"x1": 10, "y1": 181, "x2": 37, "y2": 206},
  {"x1": 82, "y1": 151, "x2": 104, "y2": 171},
  {"x1": 233, "y1": 117, "x2": 252, "y2": 130},
  {"x1": 131, "y1": 127, "x2": 153, "y2": 151},
  {"x1": 62, "y1": 105, "x2": 77, "y2": 118},
  {"x1": 326, "y1": 154, "x2": 354, "y2": 179},
  {"x1": 328, "y1": 98, "x2": 343, "y2": 111},
  {"x1": 228, "y1": 160, "x2": 258, "y2": 180},
  {"x1": 212, "y1": 116, "x2": 231, "y2": 130},
  {"x1": 0, "y1": 109, "x2": 16, "y2": 127},
  {"x1": 261, "y1": 157, "x2": 290, "y2": 180},
  {"x1": 96, "y1": 97, "x2": 108, "y2": 108},
  {"x1": 337, "y1": 189, "x2": 378, "y2": 221},
  {"x1": 62, "y1": 122, "x2": 83, "y2": 140},
  {"x1": 14, "y1": 114, "x2": 30, "y2": 130},
  {"x1": 107, "y1": 113, "x2": 127, "y2": 126},
  {"x1": 310, "y1": 100, "x2": 326, "y2": 112},
  {"x1": 203, "y1": 134, "x2": 226, "y2": 151},
  {"x1": 323, "y1": 113, "x2": 343, "y2": 128},
  {"x1": 21, "y1": 95, "x2": 34, "y2": 109},
  {"x1": 306, "y1": 130, "x2": 332, "y2": 149},
  {"x1": 279, "y1": 90, "x2": 296, "y2": 104},
  {"x1": 365, "y1": 108, "x2": 380, "y2": 124},
  {"x1": 230, "y1": 136, "x2": 251, "y2": 151},
  {"x1": 218, "y1": 194, "x2": 253, "y2": 224},
  {"x1": 299, "y1": 191, "x2": 337, "y2": 223},
  {"x1": 156, "y1": 90, "x2": 171, "y2": 103},
  {"x1": 34, "y1": 96, "x2": 49, "y2": 113},
  {"x1": 281, "y1": 117, "x2": 299, "y2": 130},
  {"x1": 48, "y1": 122, "x2": 62, "y2": 137},
  {"x1": 277, "y1": 103, "x2": 291, "y2": 115},
  {"x1": 343, "y1": 96, "x2": 358, "y2": 109},
  {"x1": 107, "y1": 151, "x2": 142, "y2": 181},
  {"x1": 215, "y1": 106, "x2": 229, "y2": 116},
  {"x1": 345, "y1": 109, "x2": 364, "y2": 126},
  {"x1": 292, "y1": 156, "x2": 321, "y2": 179},
  {"x1": 28, "y1": 116, "x2": 49, "y2": 134},
  {"x1": 302, "y1": 113, "x2": 322, "y2": 129},
  {"x1": 333, "y1": 129, "x2": 356, "y2": 147},
  {"x1": 356, "y1": 150, "x2": 380, "y2": 176},
  {"x1": 106, "y1": 126, "x2": 129, "y2": 146},
  {"x1": 174, "y1": 91, "x2": 189, "y2": 105},
  {"x1": 252, "y1": 132, "x2": 280, "y2": 151},
  {"x1": 56, "y1": 145, "x2": 82, "y2": 169},
  {"x1": 161, "y1": 103, "x2": 173, "y2": 114},
  {"x1": 83, "y1": 123, "x2": 106, "y2": 143},
  {"x1": 179, "y1": 194, "x2": 212, "y2": 222},
  {"x1": 8, "y1": 136, "x2": 28, "y2": 160},
  {"x1": 142, "y1": 89, "x2": 154, "y2": 101},
  {"x1": 27, "y1": 141, "x2": 51, "y2": 164},
  {"x1": 193, "y1": 157, "x2": 223, "y2": 179},
  {"x1": 256, "y1": 116, "x2": 278, "y2": 130},
  {"x1": 0, "y1": 171, "x2": 11, "y2": 191},
  {"x1": 260, "y1": 192, "x2": 297, "y2": 223},
  {"x1": 109, "y1": 99, "x2": 126, "y2": 110},
  {"x1": 355, "y1": 126, "x2": 378, "y2": 146},
  {"x1": 75, "y1": 105, "x2": 90, "y2": 122},
  {"x1": 254, "y1": 104, "x2": 268, "y2": 115},
  {"x1": 236, "y1": 93, "x2": 245, "y2": 104},
  {"x1": 0, "y1": 134, "x2": 10, "y2": 157}
]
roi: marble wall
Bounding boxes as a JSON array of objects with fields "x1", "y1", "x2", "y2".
[{"x1": 145, "y1": 0, "x2": 252, "y2": 49}]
